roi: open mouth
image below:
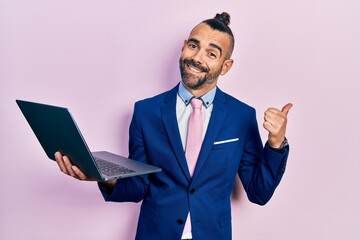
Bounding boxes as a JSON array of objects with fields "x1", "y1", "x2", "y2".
[
  {"x1": 184, "y1": 59, "x2": 208, "y2": 74},
  {"x1": 187, "y1": 64, "x2": 205, "y2": 73}
]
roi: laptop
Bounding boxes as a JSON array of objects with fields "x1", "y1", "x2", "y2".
[{"x1": 16, "y1": 99, "x2": 161, "y2": 181}]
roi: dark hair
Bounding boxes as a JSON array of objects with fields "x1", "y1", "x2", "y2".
[{"x1": 202, "y1": 12, "x2": 235, "y2": 57}]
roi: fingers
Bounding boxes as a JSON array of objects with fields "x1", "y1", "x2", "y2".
[
  {"x1": 263, "y1": 103, "x2": 293, "y2": 147},
  {"x1": 263, "y1": 108, "x2": 286, "y2": 131},
  {"x1": 62, "y1": 155, "x2": 77, "y2": 178},
  {"x1": 263, "y1": 120, "x2": 275, "y2": 132},
  {"x1": 264, "y1": 103, "x2": 293, "y2": 128},
  {"x1": 55, "y1": 152, "x2": 68, "y2": 174},
  {"x1": 54, "y1": 151, "x2": 89, "y2": 181},
  {"x1": 281, "y1": 103, "x2": 293, "y2": 115},
  {"x1": 71, "y1": 166, "x2": 88, "y2": 180}
]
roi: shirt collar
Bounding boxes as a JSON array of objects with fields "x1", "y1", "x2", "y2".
[{"x1": 178, "y1": 82, "x2": 216, "y2": 108}]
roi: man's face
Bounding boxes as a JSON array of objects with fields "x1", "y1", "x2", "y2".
[{"x1": 180, "y1": 23, "x2": 233, "y2": 93}]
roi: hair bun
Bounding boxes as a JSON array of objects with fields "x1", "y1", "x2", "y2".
[{"x1": 214, "y1": 12, "x2": 231, "y2": 26}]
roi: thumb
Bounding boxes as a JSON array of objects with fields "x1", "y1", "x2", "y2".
[{"x1": 281, "y1": 103, "x2": 293, "y2": 115}]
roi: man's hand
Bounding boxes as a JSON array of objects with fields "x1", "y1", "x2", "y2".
[
  {"x1": 263, "y1": 103, "x2": 293, "y2": 148},
  {"x1": 55, "y1": 151, "x2": 96, "y2": 181},
  {"x1": 54, "y1": 152, "x2": 116, "y2": 186}
]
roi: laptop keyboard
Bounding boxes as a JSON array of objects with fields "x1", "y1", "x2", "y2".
[{"x1": 95, "y1": 158, "x2": 136, "y2": 176}]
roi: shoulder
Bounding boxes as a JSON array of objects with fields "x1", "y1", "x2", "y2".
[
  {"x1": 133, "y1": 84, "x2": 178, "y2": 110},
  {"x1": 217, "y1": 88, "x2": 256, "y2": 115}
]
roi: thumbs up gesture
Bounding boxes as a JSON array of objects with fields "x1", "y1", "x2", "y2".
[{"x1": 263, "y1": 103, "x2": 293, "y2": 148}]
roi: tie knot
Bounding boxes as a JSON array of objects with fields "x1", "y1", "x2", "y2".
[{"x1": 190, "y1": 98, "x2": 203, "y2": 110}]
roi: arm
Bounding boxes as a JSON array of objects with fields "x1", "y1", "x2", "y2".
[
  {"x1": 54, "y1": 103, "x2": 149, "y2": 202},
  {"x1": 98, "y1": 102, "x2": 150, "y2": 202},
  {"x1": 238, "y1": 104, "x2": 292, "y2": 205}
]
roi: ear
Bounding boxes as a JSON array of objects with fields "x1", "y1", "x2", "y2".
[
  {"x1": 181, "y1": 40, "x2": 188, "y2": 51},
  {"x1": 220, "y1": 59, "x2": 234, "y2": 75}
]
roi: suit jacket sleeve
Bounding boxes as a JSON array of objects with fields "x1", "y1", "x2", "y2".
[
  {"x1": 238, "y1": 109, "x2": 289, "y2": 205},
  {"x1": 98, "y1": 102, "x2": 149, "y2": 202}
]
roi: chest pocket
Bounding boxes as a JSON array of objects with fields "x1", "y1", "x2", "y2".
[{"x1": 212, "y1": 138, "x2": 241, "y2": 150}]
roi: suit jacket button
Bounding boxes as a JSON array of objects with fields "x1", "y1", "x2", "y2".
[
  {"x1": 177, "y1": 219, "x2": 184, "y2": 225},
  {"x1": 190, "y1": 188, "x2": 195, "y2": 194}
]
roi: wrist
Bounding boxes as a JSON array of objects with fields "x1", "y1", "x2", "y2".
[
  {"x1": 102, "y1": 179, "x2": 117, "y2": 188},
  {"x1": 269, "y1": 137, "x2": 288, "y2": 149},
  {"x1": 268, "y1": 138, "x2": 289, "y2": 150}
]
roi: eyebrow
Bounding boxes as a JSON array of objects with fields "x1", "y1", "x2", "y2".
[{"x1": 188, "y1": 38, "x2": 223, "y2": 57}]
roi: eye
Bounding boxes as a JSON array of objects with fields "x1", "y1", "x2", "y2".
[
  {"x1": 188, "y1": 43, "x2": 197, "y2": 49},
  {"x1": 208, "y1": 52, "x2": 217, "y2": 59}
]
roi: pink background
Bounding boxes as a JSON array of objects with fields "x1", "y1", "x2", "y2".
[{"x1": 1, "y1": 0, "x2": 359, "y2": 239}]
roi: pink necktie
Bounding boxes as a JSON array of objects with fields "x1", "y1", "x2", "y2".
[
  {"x1": 185, "y1": 98, "x2": 203, "y2": 177},
  {"x1": 183, "y1": 98, "x2": 203, "y2": 237}
]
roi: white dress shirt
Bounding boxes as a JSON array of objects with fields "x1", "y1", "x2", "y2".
[{"x1": 176, "y1": 83, "x2": 216, "y2": 239}]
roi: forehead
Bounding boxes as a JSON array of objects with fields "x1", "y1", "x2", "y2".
[{"x1": 188, "y1": 23, "x2": 231, "y2": 53}]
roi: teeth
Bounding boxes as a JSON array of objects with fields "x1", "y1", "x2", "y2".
[{"x1": 188, "y1": 65, "x2": 202, "y2": 73}]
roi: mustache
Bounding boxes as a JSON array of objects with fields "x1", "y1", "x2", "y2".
[{"x1": 182, "y1": 59, "x2": 209, "y2": 72}]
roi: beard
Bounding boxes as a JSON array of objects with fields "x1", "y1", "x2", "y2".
[{"x1": 179, "y1": 58, "x2": 222, "y2": 90}]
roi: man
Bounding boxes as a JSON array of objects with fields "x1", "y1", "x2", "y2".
[{"x1": 56, "y1": 12, "x2": 292, "y2": 240}]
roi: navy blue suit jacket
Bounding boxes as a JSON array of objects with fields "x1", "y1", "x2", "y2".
[{"x1": 99, "y1": 84, "x2": 289, "y2": 240}]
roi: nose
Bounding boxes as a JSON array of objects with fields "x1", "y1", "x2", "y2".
[{"x1": 192, "y1": 49, "x2": 204, "y2": 64}]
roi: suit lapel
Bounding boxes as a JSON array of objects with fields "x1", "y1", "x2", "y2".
[
  {"x1": 192, "y1": 89, "x2": 227, "y2": 178},
  {"x1": 161, "y1": 85, "x2": 191, "y2": 181}
]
